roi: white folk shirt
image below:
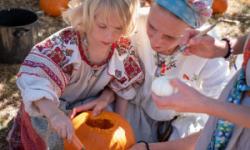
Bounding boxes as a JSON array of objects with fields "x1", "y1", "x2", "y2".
[
  {"x1": 17, "y1": 27, "x2": 144, "y2": 116},
  {"x1": 126, "y1": 7, "x2": 231, "y2": 141}
]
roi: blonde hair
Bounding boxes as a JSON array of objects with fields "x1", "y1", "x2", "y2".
[{"x1": 63, "y1": 0, "x2": 139, "y2": 36}]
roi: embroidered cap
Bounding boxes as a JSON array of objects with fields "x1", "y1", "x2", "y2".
[{"x1": 155, "y1": 0, "x2": 212, "y2": 28}]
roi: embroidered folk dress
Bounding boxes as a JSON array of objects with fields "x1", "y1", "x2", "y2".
[
  {"x1": 17, "y1": 26, "x2": 143, "y2": 116},
  {"x1": 125, "y1": 7, "x2": 231, "y2": 142},
  {"x1": 10, "y1": 27, "x2": 144, "y2": 149},
  {"x1": 195, "y1": 35, "x2": 250, "y2": 150}
]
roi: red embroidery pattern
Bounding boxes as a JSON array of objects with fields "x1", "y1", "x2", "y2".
[
  {"x1": 47, "y1": 47, "x2": 66, "y2": 66},
  {"x1": 62, "y1": 64, "x2": 74, "y2": 75},
  {"x1": 124, "y1": 57, "x2": 142, "y2": 80},
  {"x1": 119, "y1": 77, "x2": 127, "y2": 84},
  {"x1": 107, "y1": 37, "x2": 144, "y2": 93},
  {"x1": 44, "y1": 39, "x2": 54, "y2": 48},
  {"x1": 34, "y1": 28, "x2": 76, "y2": 76},
  {"x1": 17, "y1": 72, "x2": 41, "y2": 78},
  {"x1": 59, "y1": 29, "x2": 77, "y2": 44},
  {"x1": 22, "y1": 60, "x2": 65, "y2": 92},
  {"x1": 36, "y1": 39, "x2": 54, "y2": 51},
  {"x1": 116, "y1": 37, "x2": 132, "y2": 56},
  {"x1": 29, "y1": 52, "x2": 68, "y2": 85},
  {"x1": 160, "y1": 63, "x2": 167, "y2": 75},
  {"x1": 157, "y1": 55, "x2": 177, "y2": 76}
]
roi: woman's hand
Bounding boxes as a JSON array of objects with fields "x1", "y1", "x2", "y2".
[
  {"x1": 71, "y1": 88, "x2": 115, "y2": 118},
  {"x1": 180, "y1": 29, "x2": 223, "y2": 58},
  {"x1": 152, "y1": 79, "x2": 210, "y2": 113}
]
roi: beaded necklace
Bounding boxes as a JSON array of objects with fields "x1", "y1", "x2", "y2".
[{"x1": 207, "y1": 38, "x2": 250, "y2": 150}]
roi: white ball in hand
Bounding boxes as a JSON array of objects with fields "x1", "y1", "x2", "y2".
[{"x1": 151, "y1": 76, "x2": 175, "y2": 97}]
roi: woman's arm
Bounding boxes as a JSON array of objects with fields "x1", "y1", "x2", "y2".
[
  {"x1": 213, "y1": 34, "x2": 248, "y2": 57},
  {"x1": 202, "y1": 98, "x2": 250, "y2": 128},
  {"x1": 181, "y1": 29, "x2": 248, "y2": 58},
  {"x1": 152, "y1": 79, "x2": 250, "y2": 128}
]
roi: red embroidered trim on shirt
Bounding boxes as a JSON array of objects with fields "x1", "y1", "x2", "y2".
[
  {"x1": 29, "y1": 52, "x2": 68, "y2": 85},
  {"x1": 22, "y1": 60, "x2": 64, "y2": 93},
  {"x1": 17, "y1": 72, "x2": 41, "y2": 78},
  {"x1": 59, "y1": 29, "x2": 77, "y2": 44},
  {"x1": 116, "y1": 37, "x2": 131, "y2": 56},
  {"x1": 47, "y1": 47, "x2": 66, "y2": 66},
  {"x1": 124, "y1": 57, "x2": 142, "y2": 80},
  {"x1": 76, "y1": 32, "x2": 115, "y2": 68}
]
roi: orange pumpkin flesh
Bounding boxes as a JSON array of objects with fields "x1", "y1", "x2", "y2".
[
  {"x1": 64, "y1": 111, "x2": 136, "y2": 150},
  {"x1": 39, "y1": 0, "x2": 69, "y2": 17},
  {"x1": 212, "y1": 0, "x2": 228, "y2": 14}
]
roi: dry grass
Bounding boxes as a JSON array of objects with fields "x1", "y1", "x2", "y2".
[
  {"x1": 0, "y1": 0, "x2": 249, "y2": 149},
  {"x1": 0, "y1": 64, "x2": 20, "y2": 150},
  {"x1": 212, "y1": 0, "x2": 250, "y2": 37},
  {"x1": 0, "y1": 64, "x2": 20, "y2": 125}
]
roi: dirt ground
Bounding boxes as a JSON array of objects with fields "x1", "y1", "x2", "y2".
[{"x1": 0, "y1": 0, "x2": 249, "y2": 150}]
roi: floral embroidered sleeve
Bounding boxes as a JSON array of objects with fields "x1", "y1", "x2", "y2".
[
  {"x1": 16, "y1": 27, "x2": 81, "y2": 116},
  {"x1": 108, "y1": 37, "x2": 144, "y2": 100}
]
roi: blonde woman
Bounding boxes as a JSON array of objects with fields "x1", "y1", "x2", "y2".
[{"x1": 7, "y1": 0, "x2": 143, "y2": 149}]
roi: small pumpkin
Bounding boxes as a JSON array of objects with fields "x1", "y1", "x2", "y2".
[
  {"x1": 39, "y1": 0, "x2": 69, "y2": 17},
  {"x1": 212, "y1": 0, "x2": 228, "y2": 14},
  {"x1": 151, "y1": 76, "x2": 176, "y2": 97},
  {"x1": 64, "y1": 111, "x2": 136, "y2": 150}
]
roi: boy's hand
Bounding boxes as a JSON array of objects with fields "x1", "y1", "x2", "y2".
[
  {"x1": 71, "y1": 87, "x2": 115, "y2": 118},
  {"x1": 70, "y1": 97, "x2": 110, "y2": 118}
]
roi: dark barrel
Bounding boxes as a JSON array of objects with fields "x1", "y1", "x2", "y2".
[{"x1": 0, "y1": 8, "x2": 38, "y2": 63}]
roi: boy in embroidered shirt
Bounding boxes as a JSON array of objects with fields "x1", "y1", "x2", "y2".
[
  {"x1": 7, "y1": 0, "x2": 143, "y2": 149},
  {"x1": 128, "y1": 0, "x2": 231, "y2": 149}
]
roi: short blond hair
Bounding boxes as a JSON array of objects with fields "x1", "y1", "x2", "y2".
[{"x1": 63, "y1": 0, "x2": 139, "y2": 36}]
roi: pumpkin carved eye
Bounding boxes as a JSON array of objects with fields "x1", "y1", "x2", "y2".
[{"x1": 64, "y1": 111, "x2": 136, "y2": 150}]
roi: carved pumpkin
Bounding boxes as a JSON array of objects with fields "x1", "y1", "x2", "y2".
[
  {"x1": 39, "y1": 0, "x2": 69, "y2": 17},
  {"x1": 212, "y1": 0, "x2": 228, "y2": 14},
  {"x1": 64, "y1": 111, "x2": 136, "y2": 150}
]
